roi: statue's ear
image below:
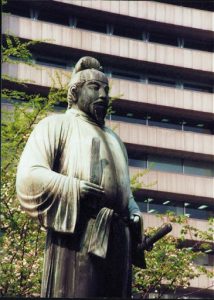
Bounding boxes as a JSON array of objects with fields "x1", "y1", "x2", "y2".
[{"x1": 70, "y1": 84, "x2": 78, "y2": 103}]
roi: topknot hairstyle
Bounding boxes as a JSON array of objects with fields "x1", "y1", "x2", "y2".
[{"x1": 73, "y1": 56, "x2": 102, "y2": 75}]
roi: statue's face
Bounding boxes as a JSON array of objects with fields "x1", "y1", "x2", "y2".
[{"x1": 77, "y1": 79, "x2": 109, "y2": 126}]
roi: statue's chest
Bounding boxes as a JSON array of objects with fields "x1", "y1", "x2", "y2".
[{"x1": 62, "y1": 121, "x2": 130, "y2": 208}]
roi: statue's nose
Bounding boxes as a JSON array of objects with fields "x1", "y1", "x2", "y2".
[
  {"x1": 99, "y1": 88, "x2": 108, "y2": 101},
  {"x1": 99, "y1": 88, "x2": 107, "y2": 98}
]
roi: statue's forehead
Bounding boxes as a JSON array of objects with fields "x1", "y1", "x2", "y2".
[
  {"x1": 79, "y1": 69, "x2": 108, "y2": 83},
  {"x1": 84, "y1": 79, "x2": 109, "y2": 86},
  {"x1": 69, "y1": 68, "x2": 108, "y2": 87}
]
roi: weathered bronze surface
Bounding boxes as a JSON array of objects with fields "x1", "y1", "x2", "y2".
[{"x1": 16, "y1": 57, "x2": 145, "y2": 298}]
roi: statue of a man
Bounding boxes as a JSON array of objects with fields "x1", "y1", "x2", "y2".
[{"x1": 16, "y1": 56, "x2": 145, "y2": 298}]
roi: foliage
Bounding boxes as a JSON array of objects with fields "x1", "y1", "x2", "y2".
[
  {"x1": 130, "y1": 167, "x2": 157, "y2": 193},
  {"x1": 132, "y1": 212, "x2": 214, "y2": 299},
  {"x1": 2, "y1": 35, "x2": 37, "y2": 65},
  {"x1": 1, "y1": 32, "x2": 69, "y2": 296}
]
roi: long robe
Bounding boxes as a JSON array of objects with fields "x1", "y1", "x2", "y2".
[{"x1": 16, "y1": 108, "x2": 143, "y2": 298}]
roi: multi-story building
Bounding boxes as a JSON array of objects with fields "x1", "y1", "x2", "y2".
[{"x1": 2, "y1": 0, "x2": 214, "y2": 298}]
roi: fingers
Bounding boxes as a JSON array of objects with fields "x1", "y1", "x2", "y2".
[
  {"x1": 133, "y1": 215, "x2": 140, "y2": 223},
  {"x1": 83, "y1": 181, "x2": 104, "y2": 192},
  {"x1": 130, "y1": 214, "x2": 140, "y2": 223},
  {"x1": 80, "y1": 180, "x2": 105, "y2": 199},
  {"x1": 82, "y1": 187, "x2": 104, "y2": 198}
]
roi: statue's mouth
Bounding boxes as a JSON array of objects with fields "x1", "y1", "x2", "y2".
[{"x1": 93, "y1": 100, "x2": 107, "y2": 108}]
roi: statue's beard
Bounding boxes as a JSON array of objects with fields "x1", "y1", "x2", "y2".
[{"x1": 92, "y1": 104, "x2": 107, "y2": 126}]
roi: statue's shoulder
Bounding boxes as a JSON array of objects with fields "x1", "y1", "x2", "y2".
[
  {"x1": 37, "y1": 113, "x2": 72, "y2": 128},
  {"x1": 104, "y1": 125, "x2": 119, "y2": 138},
  {"x1": 104, "y1": 125, "x2": 128, "y2": 158},
  {"x1": 104, "y1": 125, "x2": 124, "y2": 147}
]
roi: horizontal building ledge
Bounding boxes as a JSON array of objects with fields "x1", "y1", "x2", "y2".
[
  {"x1": 108, "y1": 120, "x2": 214, "y2": 157},
  {"x1": 130, "y1": 167, "x2": 214, "y2": 199},
  {"x1": 56, "y1": 0, "x2": 214, "y2": 32},
  {"x1": 125, "y1": 143, "x2": 213, "y2": 165},
  {"x1": 2, "y1": 15, "x2": 214, "y2": 74},
  {"x1": 2, "y1": 62, "x2": 214, "y2": 121},
  {"x1": 134, "y1": 188, "x2": 213, "y2": 207},
  {"x1": 110, "y1": 78, "x2": 214, "y2": 116}
]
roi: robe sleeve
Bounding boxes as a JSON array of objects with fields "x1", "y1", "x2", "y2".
[
  {"x1": 118, "y1": 136, "x2": 141, "y2": 216},
  {"x1": 16, "y1": 115, "x2": 80, "y2": 233},
  {"x1": 114, "y1": 131, "x2": 145, "y2": 239}
]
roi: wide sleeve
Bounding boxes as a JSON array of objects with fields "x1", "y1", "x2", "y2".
[
  {"x1": 115, "y1": 132, "x2": 145, "y2": 239},
  {"x1": 16, "y1": 115, "x2": 80, "y2": 233},
  {"x1": 117, "y1": 135, "x2": 141, "y2": 216}
]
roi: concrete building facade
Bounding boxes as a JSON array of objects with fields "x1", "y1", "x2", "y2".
[{"x1": 2, "y1": 0, "x2": 214, "y2": 298}]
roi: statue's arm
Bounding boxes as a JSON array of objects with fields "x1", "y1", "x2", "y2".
[
  {"x1": 16, "y1": 116, "x2": 80, "y2": 233},
  {"x1": 117, "y1": 136, "x2": 145, "y2": 242},
  {"x1": 128, "y1": 194, "x2": 141, "y2": 216}
]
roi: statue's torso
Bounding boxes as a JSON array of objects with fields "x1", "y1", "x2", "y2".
[{"x1": 56, "y1": 113, "x2": 130, "y2": 214}]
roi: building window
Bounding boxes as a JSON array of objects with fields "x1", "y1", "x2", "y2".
[
  {"x1": 128, "y1": 153, "x2": 214, "y2": 178},
  {"x1": 149, "y1": 32, "x2": 177, "y2": 47},
  {"x1": 183, "y1": 82, "x2": 213, "y2": 93},
  {"x1": 106, "y1": 114, "x2": 147, "y2": 125},
  {"x1": 184, "y1": 160, "x2": 214, "y2": 177},
  {"x1": 106, "y1": 24, "x2": 114, "y2": 35},
  {"x1": 148, "y1": 117, "x2": 181, "y2": 131},
  {"x1": 142, "y1": 32, "x2": 150, "y2": 42},
  {"x1": 108, "y1": 109, "x2": 213, "y2": 135},
  {"x1": 148, "y1": 76, "x2": 176, "y2": 88},
  {"x1": 148, "y1": 154, "x2": 183, "y2": 173},
  {"x1": 129, "y1": 158, "x2": 147, "y2": 168},
  {"x1": 30, "y1": 9, "x2": 39, "y2": 20},
  {"x1": 136, "y1": 196, "x2": 213, "y2": 220},
  {"x1": 34, "y1": 56, "x2": 69, "y2": 69},
  {"x1": 111, "y1": 70, "x2": 141, "y2": 82},
  {"x1": 37, "y1": 10, "x2": 69, "y2": 26},
  {"x1": 77, "y1": 17, "x2": 106, "y2": 34},
  {"x1": 69, "y1": 16, "x2": 77, "y2": 28},
  {"x1": 113, "y1": 25, "x2": 142, "y2": 40},
  {"x1": 177, "y1": 37, "x2": 185, "y2": 48}
]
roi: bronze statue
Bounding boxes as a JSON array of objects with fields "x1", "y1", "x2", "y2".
[{"x1": 16, "y1": 56, "x2": 146, "y2": 298}]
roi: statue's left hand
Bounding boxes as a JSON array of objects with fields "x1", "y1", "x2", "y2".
[
  {"x1": 129, "y1": 213, "x2": 142, "y2": 244},
  {"x1": 130, "y1": 214, "x2": 140, "y2": 224}
]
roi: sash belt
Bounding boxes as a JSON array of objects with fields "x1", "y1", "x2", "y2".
[{"x1": 88, "y1": 207, "x2": 129, "y2": 259}]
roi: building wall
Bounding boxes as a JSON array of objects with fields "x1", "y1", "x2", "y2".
[{"x1": 2, "y1": 0, "x2": 214, "y2": 296}]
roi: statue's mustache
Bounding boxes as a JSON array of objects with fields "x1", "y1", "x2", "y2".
[{"x1": 93, "y1": 99, "x2": 108, "y2": 107}]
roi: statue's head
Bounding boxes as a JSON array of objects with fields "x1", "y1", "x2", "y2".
[{"x1": 67, "y1": 56, "x2": 109, "y2": 126}]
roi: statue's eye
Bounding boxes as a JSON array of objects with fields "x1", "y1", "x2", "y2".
[{"x1": 89, "y1": 84, "x2": 99, "y2": 91}]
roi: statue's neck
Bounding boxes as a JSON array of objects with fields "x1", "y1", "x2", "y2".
[{"x1": 66, "y1": 107, "x2": 105, "y2": 127}]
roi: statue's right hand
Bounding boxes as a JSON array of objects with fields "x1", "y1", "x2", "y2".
[
  {"x1": 80, "y1": 180, "x2": 105, "y2": 199},
  {"x1": 80, "y1": 180, "x2": 105, "y2": 213}
]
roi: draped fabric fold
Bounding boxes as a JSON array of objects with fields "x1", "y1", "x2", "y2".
[
  {"x1": 88, "y1": 207, "x2": 114, "y2": 258},
  {"x1": 16, "y1": 115, "x2": 80, "y2": 233}
]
